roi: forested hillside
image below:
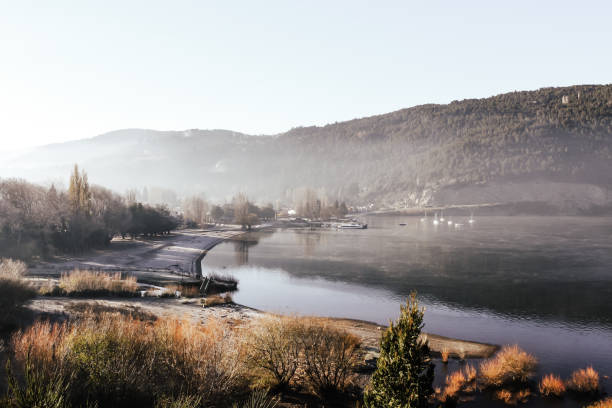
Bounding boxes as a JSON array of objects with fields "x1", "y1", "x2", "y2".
[{"x1": 2, "y1": 85, "x2": 611, "y2": 213}]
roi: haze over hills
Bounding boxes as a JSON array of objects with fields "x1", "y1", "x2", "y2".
[{"x1": 2, "y1": 84, "x2": 612, "y2": 213}]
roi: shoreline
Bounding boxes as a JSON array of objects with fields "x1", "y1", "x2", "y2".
[{"x1": 26, "y1": 227, "x2": 499, "y2": 360}]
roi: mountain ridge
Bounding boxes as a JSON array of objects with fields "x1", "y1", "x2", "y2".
[{"x1": 2, "y1": 84, "x2": 611, "y2": 213}]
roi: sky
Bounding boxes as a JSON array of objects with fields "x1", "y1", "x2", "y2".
[{"x1": 0, "y1": 0, "x2": 611, "y2": 152}]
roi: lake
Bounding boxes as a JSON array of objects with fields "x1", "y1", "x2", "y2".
[{"x1": 202, "y1": 216, "x2": 612, "y2": 393}]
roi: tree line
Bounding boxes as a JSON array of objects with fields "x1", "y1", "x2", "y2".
[{"x1": 0, "y1": 165, "x2": 179, "y2": 260}]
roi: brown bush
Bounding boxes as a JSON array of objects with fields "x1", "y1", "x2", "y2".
[
  {"x1": 298, "y1": 320, "x2": 361, "y2": 396},
  {"x1": 495, "y1": 389, "x2": 514, "y2": 405},
  {"x1": 587, "y1": 397, "x2": 612, "y2": 408},
  {"x1": 247, "y1": 316, "x2": 303, "y2": 389},
  {"x1": 202, "y1": 293, "x2": 233, "y2": 307},
  {"x1": 0, "y1": 258, "x2": 37, "y2": 328},
  {"x1": 539, "y1": 373, "x2": 565, "y2": 397},
  {"x1": 441, "y1": 347, "x2": 450, "y2": 364},
  {"x1": 59, "y1": 269, "x2": 138, "y2": 296},
  {"x1": 567, "y1": 366, "x2": 599, "y2": 394},
  {"x1": 11, "y1": 313, "x2": 245, "y2": 406},
  {"x1": 479, "y1": 345, "x2": 537, "y2": 387}
]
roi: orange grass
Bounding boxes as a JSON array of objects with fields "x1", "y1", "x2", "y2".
[
  {"x1": 11, "y1": 312, "x2": 244, "y2": 405},
  {"x1": 539, "y1": 373, "x2": 566, "y2": 397},
  {"x1": 567, "y1": 366, "x2": 599, "y2": 394},
  {"x1": 587, "y1": 398, "x2": 612, "y2": 408},
  {"x1": 479, "y1": 345, "x2": 537, "y2": 387},
  {"x1": 441, "y1": 347, "x2": 450, "y2": 363},
  {"x1": 59, "y1": 269, "x2": 138, "y2": 295}
]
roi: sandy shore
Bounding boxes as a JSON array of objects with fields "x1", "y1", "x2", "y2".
[{"x1": 28, "y1": 229, "x2": 244, "y2": 283}]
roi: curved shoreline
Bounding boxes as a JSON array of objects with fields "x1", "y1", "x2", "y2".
[{"x1": 27, "y1": 227, "x2": 499, "y2": 360}]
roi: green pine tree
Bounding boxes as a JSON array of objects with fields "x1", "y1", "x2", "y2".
[{"x1": 364, "y1": 292, "x2": 434, "y2": 408}]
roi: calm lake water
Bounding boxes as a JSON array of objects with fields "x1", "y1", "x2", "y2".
[{"x1": 202, "y1": 216, "x2": 612, "y2": 395}]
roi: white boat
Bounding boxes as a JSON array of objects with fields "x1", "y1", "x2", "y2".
[
  {"x1": 336, "y1": 222, "x2": 368, "y2": 229},
  {"x1": 440, "y1": 210, "x2": 445, "y2": 222},
  {"x1": 468, "y1": 213, "x2": 475, "y2": 224},
  {"x1": 433, "y1": 213, "x2": 439, "y2": 225}
]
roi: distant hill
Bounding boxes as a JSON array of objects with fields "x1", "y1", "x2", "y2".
[{"x1": 2, "y1": 84, "x2": 612, "y2": 213}]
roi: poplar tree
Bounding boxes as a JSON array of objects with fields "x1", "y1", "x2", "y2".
[
  {"x1": 68, "y1": 164, "x2": 91, "y2": 216},
  {"x1": 364, "y1": 292, "x2": 434, "y2": 408}
]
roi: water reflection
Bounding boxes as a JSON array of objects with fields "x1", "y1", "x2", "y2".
[{"x1": 202, "y1": 216, "x2": 612, "y2": 379}]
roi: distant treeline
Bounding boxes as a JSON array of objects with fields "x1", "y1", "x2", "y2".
[{"x1": 0, "y1": 166, "x2": 179, "y2": 260}]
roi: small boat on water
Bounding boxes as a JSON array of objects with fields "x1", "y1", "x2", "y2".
[
  {"x1": 468, "y1": 213, "x2": 475, "y2": 224},
  {"x1": 399, "y1": 223, "x2": 407, "y2": 226},
  {"x1": 336, "y1": 222, "x2": 368, "y2": 229},
  {"x1": 433, "y1": 213, "x2": 439, "y2": 225}
]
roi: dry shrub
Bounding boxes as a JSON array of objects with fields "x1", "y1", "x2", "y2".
[
  {"x1": 587, "y1": 398, "x2": 612, "y2": 408},
  {"x1": 247, "y1": 316, "x2": 303, "y2": 388},
  {"x1": 539, "y1": 373, "x2": 565, "y2": 397},
  {"x1": 202, "y1": 293, "x2": 233, "y2": 307},
  {"x1": 516, "y1": 389, "x2": 531, "y2": 403},
  {"x1": 463, "y1": 364, "x2": 477, "y2": 383},
  {"x1": 0, "y1": 258, "x2": 28, "y2": 279},
  {"x1": 59, "y1": 269, "x2": 138, "y2": 296},
  {"x1": 299, "y1": 319, "x2": 361, "y2": 396},
  {"x1": 247, "y1": 317, "x2": 360, "y2": 396},
  {"x1": 495, "y1": 389, "x2": 514, "y2": 405},
  {"x1": 439, "y1": 365, "x2": 477, "y2": 405},
  {"x1": 441, "y1": 347, "x2": 450, "y2": 363},
  {"x1": 567, "y1": 366, "x2": 599, "y2": 394},
  {"x1": 11, "y1": 313, "x2": 245, "y2": 406},
  {"x1": 441, "y1": 370, "x2": 466, "y2": 402},
  {"x1": 163, "y1": 284, "x2": 201, "y2": 298},
  {"x1": 0, "y1": 258, "x2": 37, "y2": 328},
  {"x1": 479, "y1": 345, "x2": 537, "y2": 387},
  {"x1": 65, "y1": 302, "x2": 157, "y2": 322}
]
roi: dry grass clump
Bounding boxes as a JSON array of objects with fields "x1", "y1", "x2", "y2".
[
  {"x1": 0, "y1": 258, "x2": 37, "y2": 328},
  {"x1": 163, "y1": 284, "x2": 201, "y2": 298},
  {"x1": 202, "y1": 293, "x2": 233, "y2": 307},
  {"x1": 10, "y1": 313, "x2": 244, "y2": 407},
  {"x1": 479, "y1": 345, "x2": 537, "y2": 387},
  {"x1": 493, "y1": 388, "x2": 530, "y2": 405},
  {"x1": 65, "y1": 302, "x2": 158, "y2": 322},
  {"x1": 299, "y1": 319, "x2": 361, "y2": 396},
  {"x1": 247, "y1": 316, "x2": 361, "y2": 396},
  {"x1": 495, "y1": 389, "x2": 514, "y2": 404},
  {"x1": 247, "y1": 316, "x2": 303, "y2": 389},
  {"x1": 0, "y1": 258, "x2": 28, "y2": 280},
  {"x1": 59, "y1": 269, "x2": 138, "y2": 296},
  {"x1": 441, "y1": 347, "x2": 450, "y2": 363},
  {"x1": 587, "y1": 397, "x2": 612, "y2": 408},
  {"x1": 539, "y1": 373, "x2": 566, "y2": 397},
  {"x1": 439, "y1": 365, "x2": 478, "y2": 406},
  {"x1": 567, "y1": 366, "x2": 599, "y2": 394}
]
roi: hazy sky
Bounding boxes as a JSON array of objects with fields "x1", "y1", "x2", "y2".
[{"x1": 1, "y1": 1, "x2": 611, "y2": 152}]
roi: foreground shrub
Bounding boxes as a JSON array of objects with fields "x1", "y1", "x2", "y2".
[
  {"x1": 154, "y1": 395, "x2": 202, "y2": 408},
  {"x1": 236, "y1": 389, "x2": 278, "y2": 408},
  {"x1": 5, "y1": 358, "x2": 70, "y2": 408},
  {"x1": 0, "y1": 258, "x2": 37, "y2": 328},
  {"x1": 438, "y1": 365, "x2": 477, "y2": 407},
  {"x1": 479, "y1": 345, "x2": 537, "y2": 387},
  {"x1": 567, "y1": 366, "x2": 599, "y2": 394},
  {"x1": 11, "y1": 313, "x2": 244, "y2": 407},
  {"x1": 247, "y1": 317, "x2": 303, "y2": 389},
  {"x1": 539, "y1": 373, "x2": 565, "y2": 397},
  {"x1": 364, "y1": 292, "x2": 434, "y2": 408},
  {"x1": 299, "y1": 320, "x2": 361, "y2": 396},
  {"x1": 58, "y1": 269, "x2": 138, "y2": 296},
  {"x1": 587, "y1": 397, "x2": 612, "y2": 408}
]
